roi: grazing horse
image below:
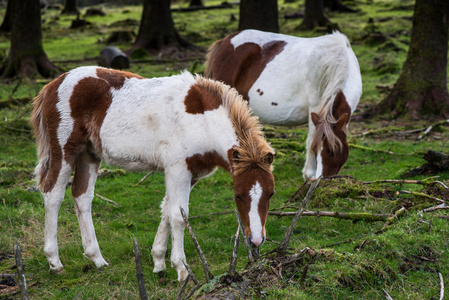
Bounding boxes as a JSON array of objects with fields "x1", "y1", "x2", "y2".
[
  {"x1": 31, "y1": 66, "x2": 275, "y2": 281},
  {"x1": 205, "y1": 30, "x2": 362, "y2": 180}
]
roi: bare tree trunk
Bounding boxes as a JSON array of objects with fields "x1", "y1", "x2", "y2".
[
  {"x1": 0, "y1": 0, "x2": 57, "y2": 78},
  {"x1": 238, "y1": 0, "x2": 279, "y2": 33},
  {"x1": 376, "y1": 0, "x2": 449, "y2": 119},
  {"x1": 61, "y1": 0, "x2": 79, "y2": 15},
  {"x1": 299, "y1": 0, "x2": 332, "y2": 30},
  {"x1": 132, "y1": 0, "x2": 190, "y2": 53},
  {"x1": 0, "y1": 0, "x2": 13, "y2": 32}
]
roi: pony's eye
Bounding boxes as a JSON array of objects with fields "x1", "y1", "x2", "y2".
[
  {"x1": 269, "y1": 192, "x2": 275, "y2": 199},
  {"x1": 235, "y1": 194, "x2": 243, "y2": 201}
]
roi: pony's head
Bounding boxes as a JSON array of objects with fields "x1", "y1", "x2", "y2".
[
  {"x1": 230, "y1": 147, "x2": 275, "y2": 248},
  {"x1": 309, "y1": 90, "x2": 351, "y2": 180},
  {"x1": 311, "y1": 112, "x2": 349, "y2": 178}
]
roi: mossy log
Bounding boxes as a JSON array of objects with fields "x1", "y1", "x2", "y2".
[{"x1": 97, "y1": 47, "x2": 129, "y2": 70}]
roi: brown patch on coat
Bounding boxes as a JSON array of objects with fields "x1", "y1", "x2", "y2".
[
  {"x1": 257, "y1": 89, "x2": 263, "y2": 96},
  {"x1": 96, "y1": 67, "x2": 143, "y2": 89},
  {"x1": 185, "y1": 151, "x2": 231, "y2": 179},
  {"x1": 63, "y1": 76, "x2": 114, "y2": 165},
  {"x1": 71, "y1": 152, "x2": 101, "y2": 198},
  {"x1": 31, "y1": 73, "x2": 68, "y2": 193},
  {"x1": 205, "y1": 35, "x2": 286, "y2": 101},
  {"x1": 271, "y1": 102, "x2": 278, "y2": 106},
  {"x1": 184, "y1": 84, "x2": 223, "y2": 114}
]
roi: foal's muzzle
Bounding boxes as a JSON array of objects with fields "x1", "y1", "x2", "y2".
[{"x1": 248, "y1": 236, "x2": 265, "y2": 248}]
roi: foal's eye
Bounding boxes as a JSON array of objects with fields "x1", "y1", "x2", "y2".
[{"x1": 235, "y1": 194, "x2": 243, "y2": 201}]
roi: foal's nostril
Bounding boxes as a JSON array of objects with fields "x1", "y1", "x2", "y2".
[{"x1": 248, "y1": 237, "x2": 256, "y2": 248}]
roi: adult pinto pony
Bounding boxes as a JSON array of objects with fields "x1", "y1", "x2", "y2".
[
  {"x1": 31, "y1": 66, "x2": 275, "y2": 281},
  {"x1": 205, "y1": 30, "x2": 362, "y2": 180}
]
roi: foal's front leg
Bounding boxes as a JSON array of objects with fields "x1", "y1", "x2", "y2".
[
  {"x1": 155, "y1": 167, "x2": 192, "y2": 281},
  {"x1": 303, "y1": 122, "x2": 318, "y2": 180}
]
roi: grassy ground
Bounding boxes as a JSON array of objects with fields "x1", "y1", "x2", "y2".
[{"x1": 1, "y1": 0, "x2": 449, "y2": 299}]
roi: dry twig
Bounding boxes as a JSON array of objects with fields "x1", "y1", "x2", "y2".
[
  {"x1": 234, "y1": 209, "x2": 254, "y2": 263},
  {"x1": 228, "y1": 226, "x2": 240, "y2": 274},
  {"x1": 375, "y1": 207, "x2": 406, "y2": 234},
  {"x1": 439, "y1": 272, "x2": 444, "y2": 300},
  {"x1": 14, "y1": 241, "x2": 28, "y2": 300},
  {"x1": 95, "y1": 193, "x2": 120, "y2": 206},
  {"x1": 135, "y1": 171, "x2": 154, "y2": 186},
  {"x1": 133, "y1": 238, "x2": 148, "y2": 300},
  {"x1": 269, "y1": 210, "x2": 392, "y2": 222},
  {"x1": 383, "y1": 289, "x2": 393, "y2": 300},
  {"x1": 180, "y1": 206, "x2": 213, "y2": 282},
  {"x1": 278, "y1": 177, "x2": 321, "y2": 251}
]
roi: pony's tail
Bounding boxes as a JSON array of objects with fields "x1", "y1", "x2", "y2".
[
  {"x1": 204, "y1": 39, "x2": 223, "y2": 79},
  {"x1": 30, "y1": 89, "x2": 50, "y2": 191}
]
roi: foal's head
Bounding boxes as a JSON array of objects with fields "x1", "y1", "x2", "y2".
[{"x1": 230, "y1": 147, "x2": 275, "y2": 248}]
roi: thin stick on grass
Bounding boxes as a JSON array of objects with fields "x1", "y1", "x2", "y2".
[
  {"x1": 278, "y1": 177, "x2": 321, "y2": 251},
  {"x1": 234, "y1": 209, "x2": 254, "y2": 264},
  {"x1": 228, "y1": 226, "x2": 240, "y2": 274},
  {"x1": 439, "y1": 272, "x2": 444, "y2": 300},
  {"x1": 176, "y1": 274, "x2": 190, "y2": 300},
  {"x1": 179, "y1": 206, "x2": 213, "y2": 282},
  {"x1": 400, "y1": 190, "x2": 445, "y2": 203},
  {"x1": 269, "y1": 210, "x2": 392, "y2": 222},
  {"x1": 375, "y1": 207, "x2": 406, "y2": 234},
  {"x1": 182, "y1": 261, "x2": 199, "y2": 285},
  {"x1": 420, "y1": 203, "x2": 449, "y2": 214},
  {"x1": 14, "y1": 241, "x2": 29, "y2": 300},
  {"x1": 135, "y1": 171, "x2": 154, "y2": 186},
  {"x1": 95, "y1": 193, "x2": 120, "y2": 206},
  {"x1": 383, "y1": 289, "x2": 393, "y2": 300},
  {"x1": 133, "y1": 238, "x2": 148, "y2": 300}
]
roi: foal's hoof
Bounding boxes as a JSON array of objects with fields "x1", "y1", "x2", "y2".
[{"x1": 50, "y1": 267, "x2": 65, "y2": 274}]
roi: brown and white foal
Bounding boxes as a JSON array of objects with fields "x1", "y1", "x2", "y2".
[{"x1": 31, "y1": 67, "x2": 275, "y2": 281}]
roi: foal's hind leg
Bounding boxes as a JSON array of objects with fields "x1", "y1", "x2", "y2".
[
  {"x1": 71, "y1": 152, "x2": 108, "y2": 268},
  {"x1": 43, "y1": 160, "x2": 73, "y2": 273},
  {"x1": 152, "y1": 196, "x2": 171, "y2": 274}
]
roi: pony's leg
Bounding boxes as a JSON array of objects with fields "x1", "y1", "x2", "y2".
[
  {"x1": 152, "y1": 196, "x2": 171, "y2": 274},
  {"x1": 165, "y1": 167, "x2": 192, "y2": 281},
  {"x1": 71, "y1": 152, "x2": 108, "y2": 268},
  {"x1": 43, "y1": 161, "x2": 73, "y2": 273},
  {"x1": 303, "y1": 124, "x2": 317, "y2": 180}
]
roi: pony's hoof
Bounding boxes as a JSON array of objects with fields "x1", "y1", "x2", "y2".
[
  {"x1": 177, "y1": 268, "x2": 188, "y2": 282},
  {"x1": 50, "y1": 267, "x2": 65, "y2": 274}
]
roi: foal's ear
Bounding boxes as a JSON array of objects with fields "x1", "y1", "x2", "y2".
[
  {"x1": 311, "y1": 112, "x2": 321, "y2": 127},
  {"x1": 264, "y1": 152, "x2": 274, "y2": 165},
  {"x1": 335, "y1": 113, "x2": 349, "y2": 131},
  {"x1": 232, "y1": 149, "x2": 240, "y2": 161}
]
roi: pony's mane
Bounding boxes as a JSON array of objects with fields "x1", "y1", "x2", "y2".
[
  {"x1": 194, "y1": 75, "x2": 274, "y2": 175},
  {"x1": 309, "y1": 32, "x2": 351, "y2": 154}
]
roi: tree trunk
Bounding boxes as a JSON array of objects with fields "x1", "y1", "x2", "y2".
[
  {"x1": 0, "y1": 0, "x2": 13, "y2": 32},
  {"x1": 61, "y1": 0, "x2": 79, "y2": 15},
  {"x1": 377, "y1": 0, "x2": 449, "y2": 119},
  {"x1": 0, "y1": 0, "x2": 57, "y2": 78},
  {"x1": 238, "y1": 0, "x2": 279, "y2": 33},
  {"x1": 299, "y1": 0, "x2": 332, "y2": 30},
  {"x1": 132, "y1": 0, "x2": 189, "y2": 52}
]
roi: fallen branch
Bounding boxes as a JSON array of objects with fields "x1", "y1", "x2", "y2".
[
  {"x1": 400, "y1": 190, "x2": 445, "y2": 203},
  {"x1": 375, "y1": 206, "x2": 407, "y2": 234},
  {"x1": 383, "y1": 288, "x2": 394, "y2": 300},
  {"x1": 135, "y1": 171, "x2": 154, "y2": 186},
  {"x1": 180, "y1": 206, "x2": 213, "y2": 282},
  {"x1": 420, "y1": 203, "x2": 449, "y2": 214},
  {"x1": 234, "y1": 209, "x2": 254, "y2": 264},
  {"x1": 176, "y1": 274, "x2": 190, "y2": 300},
  {"x1": 182, "y1": 261, "x2": 199, "y2": 285},
  {"x1": 133, "y1": 238, "x2": 148, "y2": 300},
  {"x1": 439, "y1": 272, "x2": 444, "y2": 300},
  {"x1": 14, "y1": 241, "x2": 28, "y2": 300},
  {"x1": 228, "y1": 226, "x2": 240, "y2": 274},
  {"x1": 269, "y1": 210, "x2": 392, "y2": 222},
  {"x1": 362, "y1": 177, "x2": 442, "y2": 186},
  {"x1": 95, "y1": 193, "x2": 120, "y2": 206},
  {"x1": 278, "y1": 177, "x2": 321, "y2": 252},
  {"x1": 417, "y1": 119, "x2": 449, "y2": 140}
]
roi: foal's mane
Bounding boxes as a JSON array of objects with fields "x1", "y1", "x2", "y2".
[{"x1": 194, "y1": 76, "x2": 274, "y2": 175}]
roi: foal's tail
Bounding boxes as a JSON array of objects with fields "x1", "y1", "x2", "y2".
[
  {"x1": 204, "y1": 39, "x2": 224, "y2": 79},
  {"x1": 30, "y1": 88, "x2": 50, "y2": 191}
]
